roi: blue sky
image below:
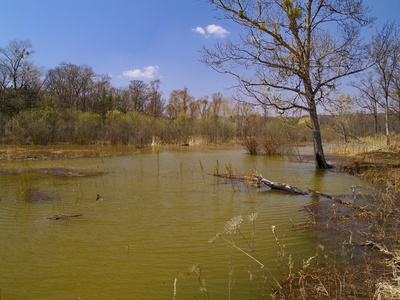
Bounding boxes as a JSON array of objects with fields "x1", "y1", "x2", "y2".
[{"x1": 1, "y1": 0, "x2": 399, "y2": 100}]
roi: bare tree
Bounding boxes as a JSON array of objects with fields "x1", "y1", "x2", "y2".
[
  {"x1": 372, "y1": 22, "x2": 400, "y2": 145},
  {"x1": 203, "y1": 0, "x2": 374, "y2": 168},
  {"x1": 0, "y1": 40, "x2": 39, "y2": 90},
  {"x1": 327, "y1": 94, "x2": 356, "y2": 142},
  {"x1": 127, "y1": 80, "x2": 149, "y2": 113},
  {"x1": 0, "y1": 39, "x2": 41, "y2": 113},
  {"x1": 46, "y1": 62, "x2": 95, "y2": 110},
  {"x1": 198, "y1": 96, "x2": 210, "y2": 120},
  {"x1": 391, "y1": 70, "x2": 400, "y2": 126},
  {"x1": 189, "y1": 99, "x2": 201, "y2": 119},
  {"x1": 89, "y1": 74, "x2": 112, "y2": 114},
  {"x1": 147, "y1": 79, "x2": 164, "y2": 117},
  {"x1": 354, "y1": 72, "x2": 381, "y2": 134},
  {"x1": 166, "y1": 87, "x2": 194, "y2": 119},
  {"x1": 209, "y1": 92, "x2": 223, "y2": 116}
]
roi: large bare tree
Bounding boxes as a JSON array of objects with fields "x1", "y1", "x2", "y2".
[
  {"x1": 46, "y1": 62, "x2": 95, "y2": 110},
  {"x1": 203, "y1": 0, "x2": 374, "y2": 168},
  {"x1": 127, "y1": 80, "x2": 149, "y2": 113}
]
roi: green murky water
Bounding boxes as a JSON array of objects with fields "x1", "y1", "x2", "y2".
[{"x1": 0, "y1": 146, "x2": 359, "y2": 299}]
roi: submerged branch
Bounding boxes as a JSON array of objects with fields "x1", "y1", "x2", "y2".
[
  {"x1": 214, "y1": 173, "x2": 308, "y2": 195},
  {"x1": 47, "y1": 213, "x2": 83, "y2": 220},
  {"x1": 214, "y1": 172, "x2": 369, "y2": 213}
]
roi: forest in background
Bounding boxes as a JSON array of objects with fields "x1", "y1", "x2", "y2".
[{"x1": 1, "y1": 40, "x2": 400, "y2": 153}]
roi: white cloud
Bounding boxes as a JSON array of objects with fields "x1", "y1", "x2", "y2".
[
  {"x1": 206, "y1": 24, "x2": 229, "y2": 38},
  {"x1": 123, "y1": 65, "x2": 159, "y2": 79},
  {"x1": 192, "y1": 26, "x2": 206, "y2": 35},
  {"x1": 192, "y1": 24, "x2": 230, "y2": 38}
]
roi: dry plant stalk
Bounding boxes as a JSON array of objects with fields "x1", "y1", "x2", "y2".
[
  {"x1": 189, "y1": 264, "x2": 210, "y2": 300},
  {"x1": 214, "y1": 159, "x2": 219, "y2": 176}
]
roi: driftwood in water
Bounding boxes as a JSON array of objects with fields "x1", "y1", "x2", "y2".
[
  {"x1": 215, "y1": 172, "x2": 370, "y2": 214},
  {"x1": 254, "y1": 174, "x2": 308, "y2": 195},
  {"x1": 47, "y1": 214, "x2": 83, "y2": 220},
  {"x1": 215, "y1": 173, "x2": 308, "y2": 195}
]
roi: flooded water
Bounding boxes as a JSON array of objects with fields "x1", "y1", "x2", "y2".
[{"x1": 0, "y1": 146, "x2": 360, "y2": 299}]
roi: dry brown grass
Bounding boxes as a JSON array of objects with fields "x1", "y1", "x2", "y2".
[
  {"x1": 332, "y1": 134, "x2": 400, "y2": 193},
  {"x1": 332, "y1": 134, "x2": 400, "y2": 157}
]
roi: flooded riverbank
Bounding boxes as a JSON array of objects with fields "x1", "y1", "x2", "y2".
[{"x1": 0, "y1": 145, "x2": 361, "y2": 299}]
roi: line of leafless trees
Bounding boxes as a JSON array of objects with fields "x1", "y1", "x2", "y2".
[{"x1": 0, "y1": 37, "x2": 400, "y2": 150}]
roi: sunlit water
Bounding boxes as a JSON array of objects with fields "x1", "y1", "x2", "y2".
[{"x1": 0, "y1": 146, "x2": 360, "y2": 299}]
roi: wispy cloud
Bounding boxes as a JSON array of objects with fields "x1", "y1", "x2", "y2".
[
  {"x1": 192, "y1": 24, "x2": 230, "y2": 38},
  {"x1": 123, "y1": 65, "x2": 159, "y2": 79}
]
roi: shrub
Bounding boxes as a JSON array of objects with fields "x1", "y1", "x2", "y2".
[
  {"x1": 5, "y1": 108, "x2": 61, "y2": 144},
  {"x1": 104, "y1": 110, "x2": 154, "y2": 146},
  {"x1": 260, "y1": 123, "x2": 293, "y2": 155},
  {"x1": 75, "y1": 111, "x2": 103, "y2": 144}
]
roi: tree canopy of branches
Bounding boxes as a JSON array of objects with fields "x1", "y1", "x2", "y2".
[
  {"x1": 46, "y1": 62, "x2": 96, "y2": 110},
  {"x1": 166, "y1": 87, "x2": 194, "y2": 119},
  {"x1": 203, "y1": 0, "x2": 375, "y2": 168},
  {"x1": 354, "y1": 72, "x2": 380, "y2": 135},
  {"x1": 0, "y1": 39, "x2": 42, "y2": 115}
]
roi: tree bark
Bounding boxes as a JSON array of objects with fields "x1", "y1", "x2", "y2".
[{"x1": 308, "y1": 99, "x2": 331, "y2": 169}]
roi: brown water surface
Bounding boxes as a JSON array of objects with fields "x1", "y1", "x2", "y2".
[{"x1": 0, "y1": 146, "x2": 360, "y2": 299}]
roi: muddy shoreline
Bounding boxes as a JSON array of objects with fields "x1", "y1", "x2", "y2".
[{"x1": 0, "y1": 146, "x2": 121, "y2": 161}]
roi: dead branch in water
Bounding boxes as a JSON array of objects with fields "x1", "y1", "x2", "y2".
[
  {"x1": 214, "y1": 173, "x2": 308, "y2": 195},
  {"x1": 309, "y1": 190, "x2": 369, "y2": 213},
  {"x1": 214, "y1": 172, "x2": 370, "y2": 213},
  {"x1": 47, "y1": 213, "x2": 83, "y2": 220}
]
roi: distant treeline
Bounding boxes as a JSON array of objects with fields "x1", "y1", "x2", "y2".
[{"x1": 1, "y1": 40, "x2": 400, "y2": 152}]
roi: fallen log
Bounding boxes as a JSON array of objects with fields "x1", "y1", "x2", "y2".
[
  {"x1": 254, "y1": 174, "x2": 308, "y2": 195},
  {"x1": 214, "y1": 172, "x2": 370, "y2": 214},
  {"x1": 309, "y1": 190, "x2": 368, "y2": 213},
  {"x1": 47, "y1": 213, "x2": 83, "y2": 220},
  {"x1": 214, "y1": 173, "x2": 308, "y2": 195}
]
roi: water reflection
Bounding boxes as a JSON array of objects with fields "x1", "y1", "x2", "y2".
[{"x1": 0, "y1": 146, "x2": 360, "y2": 299}]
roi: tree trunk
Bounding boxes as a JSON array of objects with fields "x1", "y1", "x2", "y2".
[
  {"x1": 309, "y1": 103, "x2": 330, "y2": 169},
  {"x1": 385, "y1": 93, "x2": 390, "y2": 146},
  {"x1": 373, "y1": 101, "x2": 378, "y2": 135}
]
